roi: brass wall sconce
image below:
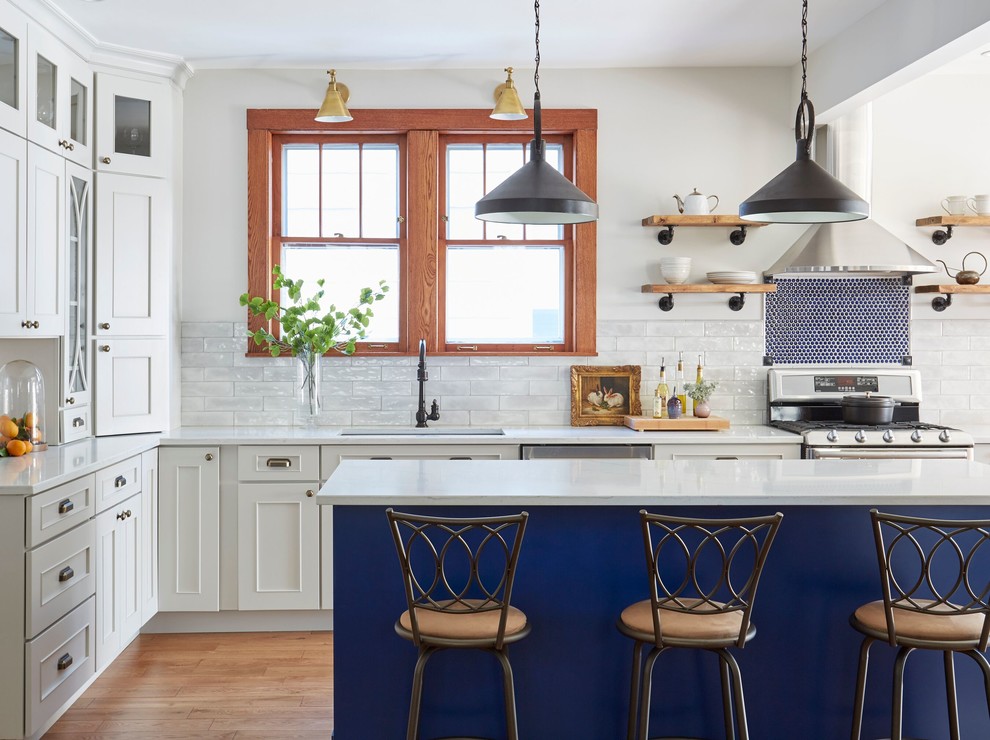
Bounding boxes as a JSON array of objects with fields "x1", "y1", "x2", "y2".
[
  {"x1": 315, "y1": 69, "x2": 353, "y2": 123},
  {"x1": 490, "y1": 67, "x2": 527, "y2": 120}
]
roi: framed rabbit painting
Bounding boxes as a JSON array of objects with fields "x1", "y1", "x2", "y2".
[{"x1": 570, "y1": 365, "x2": 642, "y2": 426}]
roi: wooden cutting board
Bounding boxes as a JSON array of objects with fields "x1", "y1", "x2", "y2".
[{"x1": 623, "y1": 415, "x2": 730, "y2": 431}]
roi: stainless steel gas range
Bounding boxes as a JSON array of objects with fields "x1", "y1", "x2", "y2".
[{"x1": 768, "y1": 367, "x2": 974, "y2": 460}]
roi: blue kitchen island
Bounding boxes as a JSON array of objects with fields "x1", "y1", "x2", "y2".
[{"x1": 318, "y1": 458, "x2": 990, "y2": 740}]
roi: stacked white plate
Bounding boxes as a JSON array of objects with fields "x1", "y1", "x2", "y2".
[{"x1": 706, "y1": 271, "x2": 759, "y2": 284}]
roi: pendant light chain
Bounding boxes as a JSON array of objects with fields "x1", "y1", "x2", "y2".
[
  {"x1": 800, "y1": 0, "x2": 808, "y2": 101},
  {"x1": 533, "y1": 0, "x2": 541, "y2": 95},
  {"x1": 532, "y1": 0, "x2": 543, "y2": 146}
]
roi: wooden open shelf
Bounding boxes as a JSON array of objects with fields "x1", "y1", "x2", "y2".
[
  {"x1": 915, "y1": 283, "x2": 990, "y2": 311},
  {"x1": 641, "y1": 283, "x2": 775, "y2": 312},
  {"x1": 642, "y1": 215, "x2": 769, "y2": 245},
  {"x1": 916, "y1": 215, "x2": 990, "y2": 245}
]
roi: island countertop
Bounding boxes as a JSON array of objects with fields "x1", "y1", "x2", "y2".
[{"x1": 317, "y1": 458, "x2": 990, "y2": 506}]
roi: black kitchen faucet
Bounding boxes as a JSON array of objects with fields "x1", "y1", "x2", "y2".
[{"x1": 415, "y1": 338, "x2": 440, "y2": 428}]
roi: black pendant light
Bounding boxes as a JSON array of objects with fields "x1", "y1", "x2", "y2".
[
  {"x1": 475, "y1": 0, "x2": 598, "y2": 225},
  {"x1": 739, "y1": 0, "x2": 869, "y2": 223}
]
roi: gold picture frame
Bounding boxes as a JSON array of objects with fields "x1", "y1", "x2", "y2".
[{"x1": 570, "y1": 365, "x2": 642, "y2": 426}]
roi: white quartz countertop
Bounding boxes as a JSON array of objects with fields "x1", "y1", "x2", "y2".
[
  {"x1": 158, "y1": 425, "x2": 801, "y2": 446},
  {"x1": 317, "y1": 458, "x2": 990, "y2": 506},
  {"x1": 0, "y1": 434, "x2": 160, "y2": 495}
]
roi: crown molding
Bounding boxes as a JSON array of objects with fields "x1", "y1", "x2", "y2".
[{"x1": 14, "y1": 0, "x2": 195, "y2": 88}]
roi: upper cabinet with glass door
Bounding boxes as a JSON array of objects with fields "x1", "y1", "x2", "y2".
[
  {"x1": 95, "y1": 72, "x2": 170, "y2": 178},
  {"x1": 0, "y1": 1, "x2": 27, "y2": 138},
  {"x1": 26, "y1": 24, "x2": 92, "y2": 168}
]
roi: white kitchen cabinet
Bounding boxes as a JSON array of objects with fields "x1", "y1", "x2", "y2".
[
  {"x1": 95, "y1": 72, "x2": 169, "y2": 178},
  {"x1": 653, "y1": 443, "x2": 801, "y2": 460},
  {"x1": 159, "y1": 447, "x2": 220, "y2": 612},
  {"x1": 24, "y1": 142, "x2": 65, "y2": 337},
  {"x1": 25, "y1": 24, "x2": 91, "y2": 168},
  {"x1": 0, "y1": 127, "x2": 27, "y2": 336},
  {"x1": 93, "y1": 337, "x2": 168, "y2": 435},
  {"x1": 0, "y1": 2, "x2": 27, "y2": 138},
  {"x1": 93, "y1": 172, "x2": 169, "y2": 337},
  {"x1": 59, "y1": 161, "x2": 92, "y2": 438},
  {"x1": 140, "y1": 448, "x2": 158, "y2": 623},
  {"x1": 94, "y1": 491, "x2": 141, "y2": 672},
  {"x1": 236, "y1": 483, "x2": 321, "y2": 611}
]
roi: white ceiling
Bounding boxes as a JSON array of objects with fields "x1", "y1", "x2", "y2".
[{"x1": 46, "y1": 0, "x2": 893, "y2": 70}]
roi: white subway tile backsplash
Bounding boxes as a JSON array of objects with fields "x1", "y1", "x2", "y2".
[{"x1": 178, "y1": 317, "x2": 988, "y2": 429}]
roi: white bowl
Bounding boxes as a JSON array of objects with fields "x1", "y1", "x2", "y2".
[{"x1": 662, "y1": 267, "x2": 691, "y2": 285}]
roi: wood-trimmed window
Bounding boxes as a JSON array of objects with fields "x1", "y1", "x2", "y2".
[{"x1": 246, "y1": 108, "x2": 597, "y2": 355}]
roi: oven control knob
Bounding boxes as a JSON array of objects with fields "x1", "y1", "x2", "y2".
[
  {"x1": 854, "y1": 430, "x2": 867, "y2": 443},
  {"x1": 826, "y1": 430, "x2": 838, "y2": 443},
  {"x1": 939, "y1": 429, "x2": 952, "y2": 443},
  {"x1": 911, "y1": 430, "x2": 923, "y2": 443},
  {"x1": 883, "y1": 430, "x2": 895, "y2": 443}
]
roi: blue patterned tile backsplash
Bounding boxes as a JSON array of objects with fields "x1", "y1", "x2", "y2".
[{"x1": 765, "y1": 278, "x2": 910, "y2": 364}]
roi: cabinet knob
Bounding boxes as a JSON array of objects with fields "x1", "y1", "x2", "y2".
[
  {"x1": 58, "y1": 138, "x2": 68, "y2": 148},
  {"x1": 66, "y1": 397, "x2": 75, "y2": 405},
  {"x1": 68, "y1": 142, "x2": 75, "y2": 151},
  {"x1": 99, "y1": 345, "x2": 110, "y2": 352},
  {"x1": 32, "y1": 320, "x2": 39, "y2": 329},
  {"x1": 116, "y1": 510, "x2": 127, "y2": 520},
  {"x1": 205, "y1": 453, "x2": 214, "y2": 461},
  {"x1": 101, "y1": 156, "x2": 111, "y2": 164},
  {"x1": 306, "y1": 490, "x2": 315, "y2": 498},
  {"x1": 125, "y1": 509, "x2": 132, "y2": 518},
  {"x1": 99, "y1": 322, "x2": 110, "y2": 330},
  {"x1": 21, "y1": 320, "x2": 29, "y2": 328}
]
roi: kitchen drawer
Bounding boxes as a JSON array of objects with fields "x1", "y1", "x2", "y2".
[
  {"x1": 25, "y1": 596, "x2": 96, "y2": 737},
  {"x1": 237, "y1": 445, "x2": 319, "y2": 482},
  {"x1": 27, "y1": 474, "x2": 95, "y2": 548},
  {"x1": 26, "y1": 520, "x2": 96, "y2": 638},
  {"x1": 60, "y1": 406, "x2": 92, "y2": 443},
  {"x1": 94, "y1": 455, "x2": 142, "y2": 513}
]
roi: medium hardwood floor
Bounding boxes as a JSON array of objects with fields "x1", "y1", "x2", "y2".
[{"x1": 44, "y1": 631, "x2": 334, "y2": 739}]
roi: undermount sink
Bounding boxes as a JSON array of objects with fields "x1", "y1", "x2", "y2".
[{"x1": 339, "y1": 427, "x2": 505, "y2": 436}]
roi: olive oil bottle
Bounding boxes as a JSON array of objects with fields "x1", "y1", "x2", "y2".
[{"x1": 653, "y1": 360, "x2": 669, "y2": 419}]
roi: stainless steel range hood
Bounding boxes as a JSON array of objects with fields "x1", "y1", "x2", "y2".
[
  {"x1": 764, "y1": 105, "x2": 937, "y2": 277},
  {"x1": 764, "y1": 220, "x2": 937, "y2": 276}
]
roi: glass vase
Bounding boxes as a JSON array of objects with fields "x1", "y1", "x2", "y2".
[{"x1": 296, "y1": 347, "x2": 322, "y2": 424}]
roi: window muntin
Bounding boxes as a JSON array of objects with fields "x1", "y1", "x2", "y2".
[{"x1": 445, "y1": 245, "x2": 564, "y2": 343}]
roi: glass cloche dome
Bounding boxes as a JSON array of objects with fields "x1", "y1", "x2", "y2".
[{"x1": 0, "y1": 360, "x2": 46, "y2": 454}]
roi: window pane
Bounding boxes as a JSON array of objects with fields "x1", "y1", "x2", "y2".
[
  {"x1": 0, "y1": 28, "x2": 17, "y2": 110},
  {"x1": 484, "y1": 144, "x2": 524, "y2": 240},
  {"x1": 446, "y1": 246, "x2": 563, "y2": 343},
  {"x1": 361, "y1": 145, "x2": 399, "y2": 238},
  {"x1": 321, "y1": 145, "x2": 360, "y2": 237},
  {"x1": 446, "y1": 145, "x2": 484, "y2": 240},
  {"x1": 283, "y1": 145, "x2": 320, "y2": 236},
  {"x1": 524, "y1": 143, "x2": 564, "y2": 240},
  {"x1": 281, "y1": 243, "x2": 400, "y2": 342}
]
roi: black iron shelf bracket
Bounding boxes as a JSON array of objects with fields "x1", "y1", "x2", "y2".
[
  {"x1": 657, "y1": 292, "x2": 750, "y2": 312},
  {"x1": 658, "y1": 293, "x2": 674, "y2": 311},
  {"x1": 729, "y1": 225, "x2": 749, "y2": 245},
  {"x1": 931, "y1": 225, "x2": 954, "y2": 245},
  {"x1": 656, "y1": 226, "x2": 675, "y2": 245},
  {"x1": 931, "y1": 293, "x2": 953, "y2": 312},
  {"x1": 656, "y1": 224, "x2": 751, "y2": 245}
]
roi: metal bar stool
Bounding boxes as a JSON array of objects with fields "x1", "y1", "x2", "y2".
[
  {"x1": 617, "y1": 510, "x2": 784, "y2": 740},
  {"x1": 850, "y1": 509, "x2": 990, "y2": 740},
  {"x1": 385, "y1": 508, "x2": 530, "y2": 740}
]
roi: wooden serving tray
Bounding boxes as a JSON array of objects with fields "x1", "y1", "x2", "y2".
[{"x1": 623, "y1": 415, "x2": 730, "y2": 431}]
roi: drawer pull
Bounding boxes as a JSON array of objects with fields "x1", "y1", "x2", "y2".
[
  {"x1": 450, "y1": 456, "x2": 473, "y2": 460},
  {"x1": 58, "y1": 566, "x2": 75, "y2": 582},
  {"x1": 370, "y1": 456, "x2": 393, "y2": 460},
  {"x1": 114, "y1": 475, "x2": 127, "y2": 488},
  {"x1": 715, "y1": 456, "x2": 739, "y2": 460},
  {"x1": 265, "y1": 458, "x2": 292, "y2": 468},
  {"x1": 56, "y1": 653, "x2": 73, "y2": 671},
  {"x1": 57, "y1": 499, "x2": 74, "y2": 515},
  {"x1": 72, "y1": 417, "x2": 84, "y2": 428},
  {"x1": 306, "y1": 489, "x2": 315, "y2": 497}
]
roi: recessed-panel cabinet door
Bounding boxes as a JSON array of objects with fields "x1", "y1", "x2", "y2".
[
  {"x1": 93, "y1": 337, "x2": 167, "y2": 435},
  {"x1": 0, "y1": 129, "x2": 26, "y2": 335},
  {"x1": 26, "y1": 143, "x2": 64, "y2": 336},
  {"x1": 158, "y1": 447, "x2": 220, "y2": 612},
  {"x1": 94, "y1": 173, "x2": 169, "y2": 336},
  {"x1": 140, "y1": 449, "x2": 158, "y2": 624},
  {"x1": 95, "y1": 73, "x2": 169, "y2": 178},
  {"x1": 94, "y1": 504, "x2": 119, "y2": 672},
  {"x1": 0, "y1": 2, "x2": 28, "y2": 137}
]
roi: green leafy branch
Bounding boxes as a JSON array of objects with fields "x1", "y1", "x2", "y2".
[
  {"x1": 684, "y1": 380, "x2": 718, "y2": 403},
  {"x1": 239, "y1": 265, "x2": 389, "y2": 357}
]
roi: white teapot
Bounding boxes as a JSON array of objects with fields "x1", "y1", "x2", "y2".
[{"x1": 673, "y1": 188, "x2": 719, "y2": 215}]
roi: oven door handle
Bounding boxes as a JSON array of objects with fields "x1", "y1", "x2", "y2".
[{"x1": 809, "y1": 447, "x2": 972, "y2": 460}]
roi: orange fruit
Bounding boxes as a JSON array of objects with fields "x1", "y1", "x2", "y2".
[
  {"x1": 23, "y1": 441, "x2": 33, "y2": 454},
  {"x1": 23, "y1": 412, "x2": 36, "y2": 429},
  {"x1": 6, "y1": 439, "x2": 27, "y2": 457},
  {"x1": 0, "y1": 415, "x2": 8, "y2": 425},
  {"x1": 0, "y1": 420, "x2": 18, "y2": 439}
]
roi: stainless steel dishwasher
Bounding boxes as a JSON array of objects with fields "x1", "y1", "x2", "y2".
[{"x1": 520, "y1": 444, "x2": 654, "y2": 460}]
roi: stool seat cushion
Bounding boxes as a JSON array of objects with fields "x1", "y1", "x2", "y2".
[
  {"x1": 620, "y1": 598, "x2": 744, "y2": 641},
  {"x1": 853, "y1": 599, "x2": 987, "y2": 642},
  {"x1": 399, "y1": 598, "x2": 528, "y2": 640}
]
